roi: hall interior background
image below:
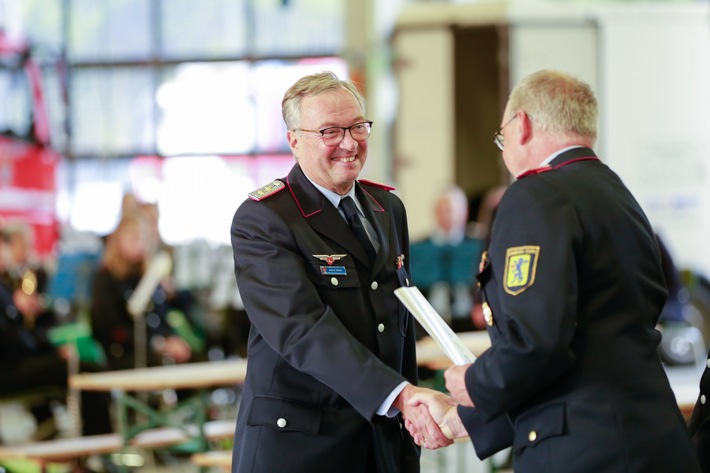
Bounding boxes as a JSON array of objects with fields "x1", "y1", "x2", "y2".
[{"x1": 0, "y1": 0, "x2": 709, "y2": 469}]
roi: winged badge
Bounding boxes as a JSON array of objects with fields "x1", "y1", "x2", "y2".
[{"x1": 313, "y1": 254, "x2": 347, "y2": 266}]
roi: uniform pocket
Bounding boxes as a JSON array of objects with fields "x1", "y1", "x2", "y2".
[
  {"x1": 512, "y1": 401, "x2": 566, "y2": 452},
  {"x1": 247, "y1": 395, "x2": 322, "y2": 435}
]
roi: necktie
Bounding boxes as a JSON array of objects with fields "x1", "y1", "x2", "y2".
[{"x1": 339, "y1": 196, "x2": 376, "y2": 262}]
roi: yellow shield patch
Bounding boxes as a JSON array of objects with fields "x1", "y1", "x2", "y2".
[{"x1": 503, "y1": 246, "x2": 540, "y2": 296}]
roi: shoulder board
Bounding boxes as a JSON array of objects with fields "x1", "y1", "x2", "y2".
[
  {"x1": 248, "y1": 180, "x2": 286, "y2": 201},
  {"x1": 357, "y1": 178, "x2": 396, "y2": 191},
  {"x1": 517, "y1": 165, "x2": 552, "y2": 180}
]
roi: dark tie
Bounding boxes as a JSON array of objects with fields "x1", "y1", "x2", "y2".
[{"x1": 339, "y1": 196, "x2": 376, "y2": 262}]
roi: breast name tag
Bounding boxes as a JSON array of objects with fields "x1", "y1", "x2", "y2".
[{"x1": 321, "y1": 266, "x2": 346, "y2": 276}]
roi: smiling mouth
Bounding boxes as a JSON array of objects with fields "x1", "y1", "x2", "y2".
[{"x1": 333, "y1": 156, "x2": 356, "y2": 163}]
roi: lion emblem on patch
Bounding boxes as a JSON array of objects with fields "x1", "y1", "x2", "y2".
[{"x1": 503, "y1": 246, "x2": 540, "y2": 296}]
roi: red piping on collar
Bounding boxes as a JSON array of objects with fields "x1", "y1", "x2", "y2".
[
  {"x1": 361, "y1": 187, "x2": 386, "y2": 213},
  {"x1": 516, "y1": 156, "x2": 598, "y2": 179},
  {"x1": 286, "y1": 175, "x2": 323, "y2": 218}
]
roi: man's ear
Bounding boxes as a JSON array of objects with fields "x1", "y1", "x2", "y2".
[
  {"x1": 287, "y1": 129, "x2": 299, "y2": 154},
  {"x1": 518, "y1": 110, "x2": 533, "y2": 144}
]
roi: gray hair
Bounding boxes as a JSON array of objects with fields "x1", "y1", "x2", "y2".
[
  {"x1": 282, "y1": 71, "x2": 366, "y2": 130},
  {"x1": 506, "y1": 69, "x2": 598, "y2": 142}
]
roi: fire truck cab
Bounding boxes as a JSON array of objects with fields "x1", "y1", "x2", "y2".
[{"x1": 0, "y1": 31, "x2": 64, "y2": 259}]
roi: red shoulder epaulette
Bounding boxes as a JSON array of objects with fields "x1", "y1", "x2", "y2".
[
  {"x1": 248, "y1": 179, "x2": 286, "y2": 201},
  {"x1": 517, "y1": 165, "x2": 552, "y2": 179},
  {"x1": 358, "y1": 178, "x2": 396, "y2": 191}
]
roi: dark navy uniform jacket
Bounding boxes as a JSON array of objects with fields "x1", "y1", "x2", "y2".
[
  {"x1": 230, "y1": 163, "x2": 419, "y2": 473},
  {"x1": 689, "y1": 350, "x2": 710, "y2": 472},
  {"x1": 459, "y1": 147, "x2": 700, "y2": 472}
]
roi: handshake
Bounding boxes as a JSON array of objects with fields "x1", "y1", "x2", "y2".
[{"x1": 394, "y1": 364, "x2": 473, "y2": 449}]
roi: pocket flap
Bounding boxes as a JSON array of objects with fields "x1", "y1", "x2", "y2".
[
  {"x1": 247, "y1": 396, "x2": 321, "y2": 434},
  {"x1": 513, "y1": 401, "x2": 565, "y2": 450}
]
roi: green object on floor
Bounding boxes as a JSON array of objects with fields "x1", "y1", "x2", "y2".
[{"x1": 0, "y1": 459, "x2": 70, "y2": 473}]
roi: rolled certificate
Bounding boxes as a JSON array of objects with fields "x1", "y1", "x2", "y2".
[{"x1": 395, "y1": 286, "x2": 477, "y2": 366}]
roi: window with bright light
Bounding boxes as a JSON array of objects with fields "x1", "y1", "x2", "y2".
[{"x1": 5, "y1": 0, "x2": 350, "y2": 253}]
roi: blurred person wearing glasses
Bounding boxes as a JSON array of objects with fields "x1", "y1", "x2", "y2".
[
  {"x1": 229, "y1": 71, "x2": 451, "y2": 473},
  {"x1": 405, "y1": 69, "x2": 700, "y2": 472}
]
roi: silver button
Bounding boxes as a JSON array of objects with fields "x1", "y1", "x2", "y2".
[
  {"x1": 277, "y1": 418, "x2": 287, "y2": 428},
  {"x1": 331, "y1": 277, "x2": 338, "y2": 286},
  {"x1": 371, "y1": 281, "x2": 379, "y2": 290},
  {"x1": 377, "y1": 323, "x2": 385, "y2": 333},
  {"x1": 706, "y1": 358, "x2": 710, "y2": 369},
  {"x1": 528, "y1": 430, "x2": 537, "y2": 442},
  {"x1": 702, "y1": 395, "x2": 707, "y2": 405}
]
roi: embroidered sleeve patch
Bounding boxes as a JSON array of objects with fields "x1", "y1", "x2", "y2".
[{"x1": 503, "y1": 245, "x2": 540, "y2": 295}]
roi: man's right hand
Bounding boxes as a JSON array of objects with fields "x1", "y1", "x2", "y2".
[
  {"x1": 405, "y1": 389, "x2": 468, "y2": 442},
  {"x1": 393, "y1": 384, "x2": 454, "y2": 449}
]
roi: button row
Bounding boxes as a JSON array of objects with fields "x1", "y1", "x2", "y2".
[{"x1": 329, "y1": 279, "x2": 382, "y2": 290}]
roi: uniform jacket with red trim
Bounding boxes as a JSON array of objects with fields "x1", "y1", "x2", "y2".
[
  {"x1": 461, "y1": 147, "x2": 699, "y2": 472},
  {"x1": 689, "y1": 349, "x2": 710, "y2": 472},
  {"x1": 229, "y1": 163, "x2": 419, "y2": 473}
]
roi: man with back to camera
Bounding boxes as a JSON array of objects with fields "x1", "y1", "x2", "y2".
[
  {"x1": 405, "y1": 69, "x2": 701, "y2": 472},
  {"x1": 229, "y1": 71, "x2": 452, "y2": 473}
]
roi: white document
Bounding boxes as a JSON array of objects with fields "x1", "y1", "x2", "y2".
[{"x1": 395, "y1": 286, "x2": 477, "y2": 366}]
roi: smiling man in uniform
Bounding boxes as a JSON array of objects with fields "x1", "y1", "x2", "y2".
[{"x1": 229, "y1": 71, "x2": 451, "y2": 473}]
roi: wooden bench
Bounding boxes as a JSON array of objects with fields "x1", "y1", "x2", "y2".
[
  {"x1": 0, "y1": 433, "x2": 122, "y2": 472},
  {"x1": 191, "y1": 449, "x2": 232, "y2": 472},
  {"x1": 131, "y1": 419, "x2": 235, "y2": 449},
  {"x1": 0, "y1": 419, "x2": 236, "y2": 472}
]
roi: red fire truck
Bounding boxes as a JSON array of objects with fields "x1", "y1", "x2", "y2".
[{"x1": 0, "y1": 31, "x2": 64, "y2": 258}]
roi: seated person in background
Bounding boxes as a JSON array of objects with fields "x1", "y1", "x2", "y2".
[
  {"x1": 654, "y1": 232, "x2": 705, "y2": 366},
  {"x1": 91, "y1": 214, "x2": 192, "y2": 371},
  {"x1": 656, "y1": 232, "x2": 692, "y2": 324},
  {"x1": 410, "y1": 185, "x2": 484, "y2": 334},
  {"x1": 139, "y1": 201, "x2": 207, "y2": 360},
  {"x1": 0, "y1": 233, "x2": 112, "y2": 437},
  {"x1": 468, "y1": 186, "x2": 506, "y2": 330},
  {"x1": 0, "y1": 222, "x2": 56, "y2": 341}
]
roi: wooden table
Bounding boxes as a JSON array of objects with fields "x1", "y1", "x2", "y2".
[
  {"x1": 70, "y1": 358, "x2": 248, "y2": 392},
  {"x1": 414, "y1": 331, "x2": 701, "y2": 420},
  {"x1": 415, "y1": 331, "x2": 491, "y2": 370},
  {"x1": 69, "y1": 359, "x2": 247, "y2": 472}
]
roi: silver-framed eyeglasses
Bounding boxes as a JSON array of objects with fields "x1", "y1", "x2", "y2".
[
  {"x1": 493, "y1": 115, "x2": 517, "y2": 151},
  {"x1": 296, "y1": 121, "x2": 373, "y2": 146}
]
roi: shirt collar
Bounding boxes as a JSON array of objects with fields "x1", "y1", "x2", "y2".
[
  {"x1": 539, "y1": 145, "x2": 585, "y2": 167},
  {"x1": 303, "y1": 173, "x2": 358, "y2": 210}
]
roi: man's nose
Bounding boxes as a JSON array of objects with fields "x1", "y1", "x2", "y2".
[{"x1": 339, "y1": 130, "x2": 358, "y2": 149}]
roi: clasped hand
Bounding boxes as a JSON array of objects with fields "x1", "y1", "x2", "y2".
[{"x1": 401, "y1": 364, "x2": 473, "y2": 449}]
